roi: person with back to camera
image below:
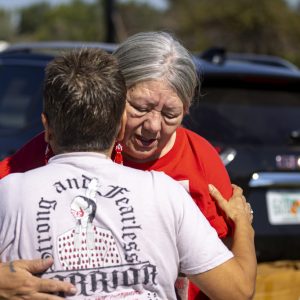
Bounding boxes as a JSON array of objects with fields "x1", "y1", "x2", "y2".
[
  {"x1": 0, "y1": 32, "x2": 254, "y2": 299},
  {"x1": 0, "y1": 48, "x2": 256, "y2": 300}
]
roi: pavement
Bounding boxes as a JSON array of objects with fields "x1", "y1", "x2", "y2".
[{"x1": 254, "y1": 261, "x2": 300, "y2": 300}]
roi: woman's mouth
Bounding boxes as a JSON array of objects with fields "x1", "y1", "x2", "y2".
[{"x1": 135, "y1": 135, "x2": 157, "y2": 147}]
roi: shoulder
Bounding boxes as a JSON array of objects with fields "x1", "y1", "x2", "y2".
[
  {"x1": 0, "y1": 172, "x2": 24, "y2": 187},
  {"x1": 149, "y1": 170, "x2": 193, "y2": 203},
  {"x1": 0, "y1": 173, "x2": 25, "y2": 208},
  {"x1": 178, "y1": 127, "x2": 220, "y2": 157},
  {"x1": 0, "y1": 163, "x2": 51, "y2": 193},
  {"x1": 0, "y1": 166, "x2": 48, "y2": 188},
  {"x1": 115, "y1": 163, "x2": 170, "y2": 185},
  {"x1": 119, "y1": 163, "x2": 189, "y2": 197},
  {"x1": 179, "y1": 127, "x2": 213, "y2": 145}
]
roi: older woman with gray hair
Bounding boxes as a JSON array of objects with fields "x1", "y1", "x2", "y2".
[
  {"x1": 0, "y1": 32, "x2": 254, "y2": 300},
  {"x1": 113, "y1": 32, "x2": 234, "y2": 299}
]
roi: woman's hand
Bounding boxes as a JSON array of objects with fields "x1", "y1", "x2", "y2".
[
  {"x1": 209, "y1": 184, "x2": 253, "y2": 225},
  {"x1": 0, "y1": 258, "x2": 76, "y2": 300}
]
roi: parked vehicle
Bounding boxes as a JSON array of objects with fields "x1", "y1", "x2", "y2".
[
  {"x1": 1, "y1": 43, "x2": 299, "y2": 261},
  {"x1": 183, "y1": 48, "x2": 300, "y2": 261},
  {"x1": 0, "y1": 42, "x2": 116, "y2": 159}
]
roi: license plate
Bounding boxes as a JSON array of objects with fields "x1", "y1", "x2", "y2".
[{"x1": 266, "y1": 190, "x2": 300, "y2": 225}]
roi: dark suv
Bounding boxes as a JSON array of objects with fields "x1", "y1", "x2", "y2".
[
  {"x1": 183, "y1": 48, "x2": 300, "y2": 261},
  {"x1": 0, "y1": 42, "x2": 116, "y2": 159},
  {"x1": 1, "y1": 43, "x2": 300, "y2": 261}
]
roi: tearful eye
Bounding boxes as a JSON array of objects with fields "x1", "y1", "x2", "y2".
[
  {"x1": 164, "y1": 114, "x2": 176, "y2": 119},
  {"x1": 136, "y1": 107, "x2": 149, "y2": 113},
  {"x1": 162, "y1": 111, "x2": 180, "y2": 119},
  {"x1": 127, "y1": 101, "x2": 149, "y2": 114}
]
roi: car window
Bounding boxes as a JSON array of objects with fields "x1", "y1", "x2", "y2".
[
  {"x1": 184, "y1": 87, "x2": 300, "y2": 145},
  {"x1": 0, "y1": 64, "x2": 44, "y2": 130}
]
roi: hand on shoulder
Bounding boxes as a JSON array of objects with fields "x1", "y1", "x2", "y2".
[{"x1": 209, "y1": 183, "x2": 253, "y2": 225}]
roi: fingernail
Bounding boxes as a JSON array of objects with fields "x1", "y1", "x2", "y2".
[
  {"x1": 44, "y1": 257, "x2": 53, "y2": 262},
  {"x1": 208, "y1": 184, "x2": 214, "y2": 192},
  {"x1": 70, "y1": 287, "x2": 77, "y2": 294},
  {"x1": 43, "y1": 257, "x2": 54, "y2": 266}
]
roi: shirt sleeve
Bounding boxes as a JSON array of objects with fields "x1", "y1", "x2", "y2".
[
  {"x1": 174, "y1": 182, "x2": 233, "y2": 275},
  {"x1": 0, "y1": 132, "x2": 48, "y2": 179},
  {"x1": 199, "y1": 138, "x2": 233, "y2": 237},
  {"x1": 0, "y1": 174, "x2": 22, "y2": 261},
  {"x1": 202, "y1": 142, "x2": 232, "y2": 200}
]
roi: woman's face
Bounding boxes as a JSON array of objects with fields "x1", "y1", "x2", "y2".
[{"x1": 122, "y1": 80, "x2": 185, "y2": 162}]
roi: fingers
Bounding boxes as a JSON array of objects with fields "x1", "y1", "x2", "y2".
[
  {"x1": 11, "y1": 259, "x2": 76, "y2": 297},
  {"x1": 34, "y1": 277, "x2": 76, "y2": 295},
  {"x1": 208, "y1": 184, "x2": 228, "y2": 211},
  {"x1": 15, "y1": 258, "x2": 54, "y2": 274},
  {"x1": 209, "y1": 183, "x2": 253, "y2": 225},
  {"x1": 231, "y1": 184, "x2": 243, "y2": 198}
]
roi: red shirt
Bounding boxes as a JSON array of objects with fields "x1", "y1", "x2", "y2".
[{"x1": 124, "y1": 127, "x2": 232, "y2": 238}]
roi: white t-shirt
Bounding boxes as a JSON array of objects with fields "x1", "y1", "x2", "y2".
[{"x1": 0, "y1": 152, "x2": 233, "y2": 300}]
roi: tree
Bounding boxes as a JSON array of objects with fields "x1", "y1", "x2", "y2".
[
  {"x1": 165, "y1": 0, "x2": 300, "y2": 65},
  {"x1": 115, "y1": 1, "x2": 165, "y2": 41},
  {"x1": 13, "y1": 0, "x2": 300, "y2": 65},
  {"x1": 18, "y1": 2, "x2": 51, "y2": 36},
  {"x1": 18, "y1": 0, "x2": 105, "y2": 41},
  {"x1": 0, "y1": 9, "x2": 15, "y2": 41}
]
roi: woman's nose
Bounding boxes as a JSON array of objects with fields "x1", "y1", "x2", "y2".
[{"x1": 143, "y1": 110, "x2": 162, "y2": 133}]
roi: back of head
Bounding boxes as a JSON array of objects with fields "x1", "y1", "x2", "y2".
[
  {"x1": 43, "y1": 48, "x2": 126, "y2": 153},
  {"x1": 113, "y1": 31, "x2": 198, "y2": 109}
]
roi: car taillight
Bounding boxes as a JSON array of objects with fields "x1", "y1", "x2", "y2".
[{"x1": 275, "y1": 154, "x2": 300, "y2": 170}]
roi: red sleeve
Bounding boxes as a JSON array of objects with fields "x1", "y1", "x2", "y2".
[
  {"x1": 203, "y1": 145, "x2": 233, "y2": 200},
  {"x1": 201, "y1": 140, "x2": 233, "y2": 236},
  {"x1": 0, "y1": 132, "x2": 48, "y2": 179}
]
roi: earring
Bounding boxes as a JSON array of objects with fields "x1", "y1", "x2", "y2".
[{"x1": 114, "y1": 143, "x2": 123, "y2": 164}]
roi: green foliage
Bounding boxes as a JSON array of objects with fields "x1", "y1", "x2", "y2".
[
  {"x1": 15, "y1": 0, "x2": 165, "y2": 43},
  {"x1": 18, "y1": 0, "x2": 105, "y2": 41},
  {"x1": 18, "y1": 2, "x2": 51, "y2": 35},
  {"x1": 116, "y1": 2, "x2": 165, "y2": 40},
  {"x1": 166, "y1": 0, "x2": 300, "y2": 65},
  {"x1": 0, "y1": 9, "x2": 14, "y2": 41},
  {"x1": 5, "y1": 0, "x2": 300, "y2": 66}
]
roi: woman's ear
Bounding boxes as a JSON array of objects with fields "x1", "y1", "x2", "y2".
[
  {"x1": 116, "y1": 110, "x2": 127, "y2": 142},
  {"x1": 41, "y1": 112, "x2": 51, "y2": 143},
  {"x1": 184, "y1": 105, "x2": 190, "y2": 116}
]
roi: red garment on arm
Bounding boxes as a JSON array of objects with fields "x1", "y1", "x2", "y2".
[{"x1": 0, "y1": 132, "x2": 48, "y2": 179}]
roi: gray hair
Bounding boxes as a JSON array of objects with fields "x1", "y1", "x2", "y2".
[{"x1": 113, "y1": 31, "x2": 199, "y2": 109}]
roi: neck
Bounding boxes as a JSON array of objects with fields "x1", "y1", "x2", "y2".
[
  {"x1": 51, "y1": 141, "x2": 114, "y2": 158},
  {"x1": 52, "y1": 148, "x2": 112, "y2": 161}
]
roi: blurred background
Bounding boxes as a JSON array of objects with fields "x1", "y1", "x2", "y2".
[
  {"x1": 1, "y1": 1, "x2": 300, "y2": 299},
  {"x1": 1, "y1": 0, "x2": 300, "y2": 65}
]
